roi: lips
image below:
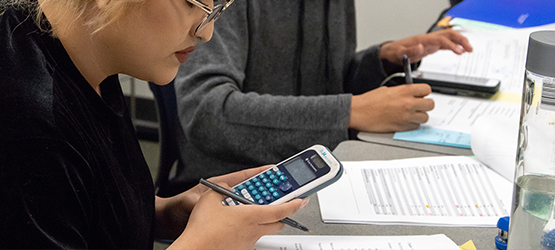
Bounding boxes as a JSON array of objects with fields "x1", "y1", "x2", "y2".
[{"x1": 175, "y1": 46, "x2": 195, "y2": 63}]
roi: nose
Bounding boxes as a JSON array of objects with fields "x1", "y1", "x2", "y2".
[{"x1": 195, "y1": 22, "x2": 214, "y2": 43}]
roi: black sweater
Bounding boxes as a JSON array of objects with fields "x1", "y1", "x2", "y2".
[{"x1": 0, "y1": 6, "x2": 155, "y2": 249}]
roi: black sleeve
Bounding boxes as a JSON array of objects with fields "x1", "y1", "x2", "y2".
[{"x1": 0, "y1": 138, "x2": 95, "y2": 249}]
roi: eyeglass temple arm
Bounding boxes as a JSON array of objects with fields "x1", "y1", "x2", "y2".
[{"x1": 187, "y1": 0, "x2": 212, "y2": 14}]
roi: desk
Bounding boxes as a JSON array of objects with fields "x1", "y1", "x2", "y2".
[
  {"x1": 358, "y1": 132, "x2": 473, "y2": 156},
  {"x1": 279, "y1": 140, "x2": 497, "y2": 249}
]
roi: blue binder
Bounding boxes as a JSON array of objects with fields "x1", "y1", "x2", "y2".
[{"x1": 447, "y1": 0, "x2": 555, "y2": 28}]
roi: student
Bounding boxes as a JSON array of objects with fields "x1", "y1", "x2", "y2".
[
  {"x1": 0, "y1": 0, "x2": 305, "y2": 249},
  {"x1": 170, "y1": 0, "x2": 473, "y2": 194}
]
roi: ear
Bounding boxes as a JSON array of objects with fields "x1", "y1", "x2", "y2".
[{"x1": 95, "y1": 0, "x2": 110, "y2": 9}]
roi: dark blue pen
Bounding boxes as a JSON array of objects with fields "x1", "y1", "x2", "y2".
[
  {"x1": 403, "y1": 54, "x2": 413, "y2": 84},
  {"x1": 199, "y1": 178, "x2": 310, "y2": 232}
]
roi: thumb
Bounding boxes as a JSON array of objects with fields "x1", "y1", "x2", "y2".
[
  {"x1": 200, "y1": 182, "x2": 233, "y2": 204},
  {"x1": 256, "y1": 199, "x2": 308, "y2": 225}
]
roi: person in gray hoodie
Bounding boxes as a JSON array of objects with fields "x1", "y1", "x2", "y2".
[{"x1": 170, "y1": 0, "x2": 472, "y2": 195}]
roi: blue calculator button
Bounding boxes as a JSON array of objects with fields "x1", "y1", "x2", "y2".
[
  {"x1": 252, "y1": 177, "x2": 258, "y2": 182},
  {"x1": 258, "y1": 186, "x2": 265, "y2": 192},
  {"x1": 265, "y1": 171, "x2": 273, "y2": 176},
  {"x1": 251, "y1": 190, "x2": 258, "y2": 195},
  {"x1": 262, "y1": 178, "x2": 269, "y2": 183},
  {"x1": 279, "y1": 175, "x2": 286, "y2": 181},
  {"x1": 269, "y1": 187, "x2": 276, "y2": 192},
  {"x1": 269, "y1": 174, "x2": 276, "y2": 180},
  {"x1": 258, "y1": 199, "x2": 265, "y2": 204},
  {"x1": 255, "y1": 181, "x2": 262, "y2": 187},
  {"x1": 276, "y1": 171, "x2": 282, "y2": 176},
  {"x1": 245, "y1": 181, "x2": 251, "y2": 186},
  {"x1": 273, "y1": 179, "x2": 279, "y2": 185},
  {"x1": 279, "y1": 182, "x2": 293, "y2": 192},
  {"x1": 265, "y1": 195, "x2": 272, "y2": 201},
  {"x1": 272, "y1": 192, "x2": 280, "y2": 198},
  {"x1": 237, "y1": 184, "x2": 244, "y2": 190},
  {"x1": 248, "y1": 185, "x2": 255, "y2": 191},
  {"x1": 266, "y1": 183, "x2": 272, "y2": 188},
  {"x1": 255, "y1": 194, "x2": 261, "y2": 200},
  {"x1": 262, "y1": 191, "x2": 268, "y2": 196}
]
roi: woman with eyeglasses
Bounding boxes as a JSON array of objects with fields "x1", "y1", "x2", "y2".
[{"x1": 0, "y1": 0, "x2": 305, "y2": 249}]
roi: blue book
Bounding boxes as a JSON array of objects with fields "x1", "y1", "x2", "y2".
[{"x1": 447, "y1": 0, "x2": 555, "y2": 28}]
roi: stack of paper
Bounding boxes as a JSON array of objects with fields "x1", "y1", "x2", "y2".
[
  {"x1": 253, "y1": 234, "x2": 460, "y2": 250},
  {"x1": 393, "y1": 22, "x2": 555, "y2": 148},
  {"x1": 317, "y1": 156, "x2": 512, "y2": 227}
]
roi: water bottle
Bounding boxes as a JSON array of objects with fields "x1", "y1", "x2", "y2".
[{"x1": 508, "y1": 30, "x2": 555, "y2": 250}]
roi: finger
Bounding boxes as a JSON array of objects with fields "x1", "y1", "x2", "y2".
[
  {"x1": 251, "y1": 199, "x2": 305, "y2": 225},
  {"x1": 411, "y1": 111, "x2": 430, "y2": 124},
  {"x1": 397, "y1": 122, "x2": 421, "y2": 132},
  {"x1": 411, "y1": 98, "x2": 435, "y2": 112},
  {"x1": 429, "y1": 35, "x2": 464, "y2": 55},
  {"x1": 405, "y1": 83, "x2": 432, "y2": 97},
  {"x1": 444, "y1": 29, "x2": 473, "y2": 52},
  {"x1": 208, "y1": 165, "x2": 273, "y2": 187},
  {"x1": 202, "y1": 185, "x2": 229, "y2": 203},
  {"x1": 432, "y1": 30, "x2": 472, "y2": 54},
  {"x1": 418, "y1": 30, "x2": 469, "y2": 55}
]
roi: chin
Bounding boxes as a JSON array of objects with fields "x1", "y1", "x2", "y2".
[{"x1": 146, "y1": 69, "x2": 178, "y2": 86}]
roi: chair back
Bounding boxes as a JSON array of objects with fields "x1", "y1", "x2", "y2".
[{"x1": 148, "y1": 81, "x2": 186, "y2": 197}]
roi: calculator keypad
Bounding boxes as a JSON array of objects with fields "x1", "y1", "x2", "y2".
[{"x1": 225, "y1": 167, "x2": 292, "y2": 205}]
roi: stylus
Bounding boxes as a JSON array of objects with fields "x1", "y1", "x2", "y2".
[{"x1": 403, "y1": 54, "x2": 413, "y2": 84}]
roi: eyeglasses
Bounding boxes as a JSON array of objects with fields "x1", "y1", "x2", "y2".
[{"x1": 186, "y1": 0, "x2": 234, "y2": 36}]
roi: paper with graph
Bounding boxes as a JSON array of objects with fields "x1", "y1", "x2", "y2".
[{"x1": 318, "y1": 156, "x2": 512, "y2": 227}]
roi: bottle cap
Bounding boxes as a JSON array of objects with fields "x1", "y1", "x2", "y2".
[
  {"x1": 526, "y1": 30, "x2": 555, "y2": 78},
  {"x1": 495, "y1": 216, "x2": 509, "y2": 250}
]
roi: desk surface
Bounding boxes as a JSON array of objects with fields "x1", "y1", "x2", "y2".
[
  {"x1": 279, "y1": 140, "x2": 497, "y2": 249},
  {"x1": 358, "y1": 132, "x2": 474, "y2": 156}
]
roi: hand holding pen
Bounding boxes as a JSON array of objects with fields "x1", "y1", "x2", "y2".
[{"x1": 200, "y1": 178, "x2": 310, "y2": 232}]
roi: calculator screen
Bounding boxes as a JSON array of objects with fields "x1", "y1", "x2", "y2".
[{"x1": 283, "y1": 157, "x2": 317, "y2": 186}]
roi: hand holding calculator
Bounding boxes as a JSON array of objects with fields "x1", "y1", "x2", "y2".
[{"x1": 223, "y1": 145, "x2": 343, "y2": 206}]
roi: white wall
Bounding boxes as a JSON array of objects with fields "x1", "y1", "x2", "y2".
[
  {"x1": 123, "y1": 0, "x2": 450, "y2": 99},
  {"x1": 355, "y1": 0, "x2": 449, "y2": 51}
]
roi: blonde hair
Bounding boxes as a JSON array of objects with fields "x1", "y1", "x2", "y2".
[{"x1": 1, "y1": 0, "x2": 145, "y2": 37}]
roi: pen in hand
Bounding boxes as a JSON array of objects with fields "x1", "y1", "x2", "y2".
[
  {"x1": 403, "y1": 54, "x2": 413, "y2": 84},
  {"x1": 199, "y1": 178, "x2": 310, "y2": 232}
]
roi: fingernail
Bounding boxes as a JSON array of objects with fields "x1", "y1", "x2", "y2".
[{"x1": 299, "y1": 198, "x2": 310, "y2": 209}]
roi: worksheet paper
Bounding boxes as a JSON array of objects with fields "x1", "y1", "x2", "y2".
[
  {"x1": 424, "y1": 92, "x2": 521, "y2": 134},
  {"x1": 419, "y1": 26, "x2": 534, "y2": 93},
  {"x1": 317, "y1": 156, "x2": 512, "y2": 227},
  {"x1": 392, "y1": 92, "x2": 520, "y2": 147},
  {"x1": 470, "y1": 115, "x2": 520, "y2": 181},
  {"x1": 252, "y1": 234, "x2": 459, "y2": 250},
  {"x1": 392, "y1": 22, "x2": 555, "y2": 147}
]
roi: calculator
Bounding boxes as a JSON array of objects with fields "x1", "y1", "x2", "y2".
[{"x1": 224, "y1": 145, "x2": 343, "y2": 205}]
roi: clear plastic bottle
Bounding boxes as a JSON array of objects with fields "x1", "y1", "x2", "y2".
[{"x1": 508, "y1": 30, "x2": 555, "y2": 250}]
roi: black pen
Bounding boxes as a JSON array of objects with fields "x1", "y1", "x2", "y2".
[
  {"x1": 403, "y1": 54, "x2": 413, "y2": 84},
  {"x1": 199, "y1": 178, "x2": 310, "y2": 232}
]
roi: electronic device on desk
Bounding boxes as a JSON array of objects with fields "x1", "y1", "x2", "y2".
[
  {"x1": 412, "y1": 70, "x2": 501, "y2": 98},
  {"x1": 224, "y1": 145, "x2": 343, "y2": 206}
]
